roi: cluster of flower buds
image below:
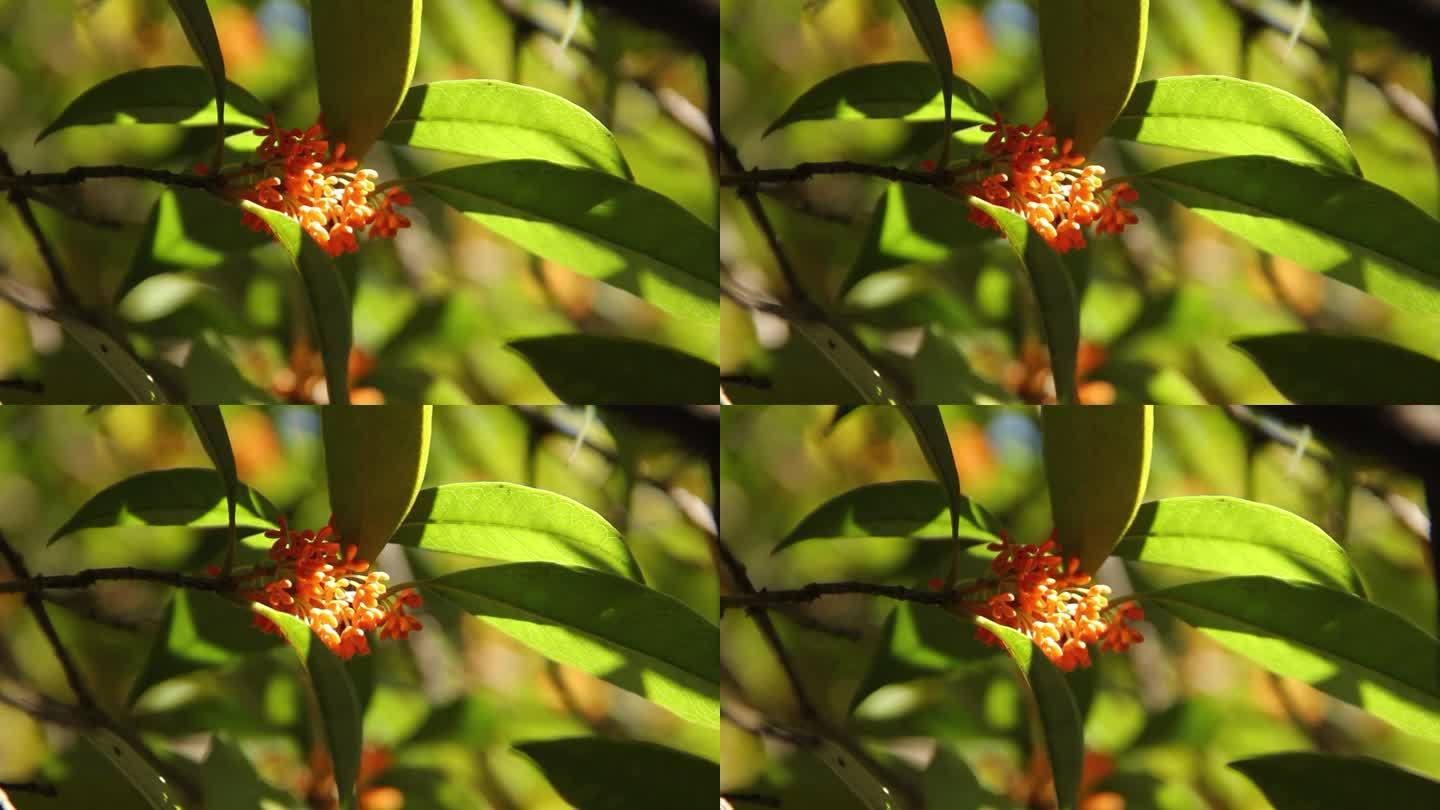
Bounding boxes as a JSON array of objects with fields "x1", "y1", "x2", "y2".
[
  {"x1": 960, "y1": 533, "x2": 1143, "y2": 671},
  {"x1": 958, "y1": 114, "x2": 1139, "y2": 253},
  {"x1": 218, "y1": 115, "x2": 412, "y2": 257},
  {"x1": 236, "y1": 517, "x2": 422, "y2": 659}
]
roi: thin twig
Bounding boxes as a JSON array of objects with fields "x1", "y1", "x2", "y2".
[
  {"x1": 722, "y1": 581, "x2": 958, "y2": 610},
  {"x1": 0, "y1": 781, "x2": 58, "y2": 797},
  {"x1": 721, "y1": 160, "x2": 953, "y2": 190},
  {"x1": 1, "y1": 152, "x2": 81, "y2": 310},
  {"x1": 0, "y1": 566, "x2": 235, "y2": 595},
  {"x1": 718, "y1": 132, "x2": 813, "y2": 307},
  {"x1": 0, "y1": 164, "x2": 222, "y2": 193}
]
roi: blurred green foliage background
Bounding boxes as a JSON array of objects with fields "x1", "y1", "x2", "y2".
[
  {"x1": 0, "y1": 405, "x2": 717, "y2": 808},
  {"x1": 720, "y1": 405, "x2": 1439, "y2": 808}
]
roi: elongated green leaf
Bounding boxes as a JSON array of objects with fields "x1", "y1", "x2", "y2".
[
  {"x1": 1042, "y1": 406, "x2": 1152, "y2": 573},
  {"x1": 1143, "y1": 576, "x2": 1440, "y2": 741},
  {"x1": 129, "y1": 590, "x2": 278, "y2": 704},
  {"x1": 847, "y1": 182, "x2": 991, "y2": 295},
  {"x1": 894, "y1": 1, "x2": 954, "y2": 150},
  {"x1": 166, "y1": 0, "x2": 228, "y2": 139},
  {"x1": 83, "y1": 727, "x2": 183, "y2": 810},
  {"x1": 969, "y1": 198, "x2": 1081, "y2": 403},
  {"x1": 240, "y1": 201, "x2": 353, "y2": 403},
  {"x1": 56, "y1": 315, "x2": 167, "y2": 403},
  {"x1": 416, "y1": 161, "x2": 719, "y2": 337},
  {"x1": 1230, "y1": 752, "x2": 1440, "y2": 809},
  {"x1": 777, "y1": 480, "x2": 1001, "y2": 553},
  {"x1": 252, "y1": 604, "x2": 362, "y2": 809},
  {"x1": 426, "y1": 563, "x2": 719, "y2": 728},
  {"x1": 509, "y1": 335, "x2": 716, "y2": 404},
  {"x1": 1040, "y1": 0, "x2": 1149, "y2": 152},
  {"x1": 390, "y1": 482, "x2": 641, "y2": 580},
  {"x1": 121, "y1": 188, "x2": 268, "y2": 301},
  {"x1": 766, "y1": 62, "x2": 992, "y2": 134},
  {"x1": 516, "y1": 739, "x2": 717, "y2": 810},
  {"x1": 311, "y1": 0, "x2": 421, "y2": 158},
  {"x1": 1114, "y1": 496, "x2": 1360, "y2": 594},
  {"x1": 51, "y1": 468, "x2": 280, "y2": 544},
  {"x1": 815, "y1": 736, "x2": 912, "y2": 810},
  {"x1": 791, "y1": 318, "x2": 902, "y2": 404},
  {"x1": 201, "y1": 736, "x2": 293, "y2": 810},
  {"x1": 851, "y1": 603, "x2": 993, "y2": 711},
  {"x1": 1136, "y1": 156, "x2": 1440, "y2": 316},
  {"x1": 186, "y1": 405, "x2": 239, "y2": 562},
  {"x1": 37, "y1": 67, "x2": 265, "y2": 141},
  {"x1": 322, "y1": 406, "x2": 432, "y2": 561},
  {"x1": 1110, "y1": 76, "x2": 1358, "y2": 172},
  {"x1": 923, "y1": 746, "x2": 983, "y2": 810},
  {"x1": 381, "y1": 80, "x2": 629, "y2": 177},
  {"x1": 975, "y1": 617, "x2": 1083, "y2": 810},
  {"x1": 1234, "y1": 333, "x2": 1440, "y2": 404},
  {"x1": 899, "y1": 405, "x2": 964, "y2": 545}
]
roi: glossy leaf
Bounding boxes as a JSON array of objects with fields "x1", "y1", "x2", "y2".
[
  {"x1": 252, "y1": 604, "x2": 363, "y2": 809},
  {"x1": 1234, "y1": 333, "x2": 1440, "y2": 404},
  {"x1": 976, "y1": 617, "x2": 1084, "y2": 810},
  {"x1": 311, "y1": 0, "x2": 421, "y2": 158},
  {"x1": 1114, "y1": 496, "x2": 1361, "y2": 594},
  {"x1": 1136, "y1": 156, "x2": 1440, "y2": 316},
  {"x1": 322, "y1": 406, "x2": 432, "y2": 561},
  {"x1": 969, "y1": 198, "x2": 1081, "y2": 403},
  {"x1": 1143, "y1": 576, "x2": 1440, "y2": 741},
  {"x1": 847, "y1": 182, "x2": 991, "y2": 295},
  {"x1": 37, "y1": 67, "x2": 265, "y2": 141},
  {"x1": 129, "y1": 590, "x2": 278, "y2": 704},
  {"x1": 894, "y1": 1, "x2": 955, "y2": 148},
  {"x1": 240, "y1": 201, "x2": 354, "y2": 403},
  {"x1": 416, "y1": 161, "x2": 719, "y2": 336},
  {"x1": 765, "y1": 62, "x2": 992, "y2": 134},
  {"x1": 899, "y1": 405, "x2": 965, "y2": 544},
  {"x1": 425, "y1": 562, "x2": 719, "y2": 728},
  {"x1": 381, "y1": 80, "x2": 629, "y2": 177},
  {"x1": 84, "y1": 727, "x2": 183, "y2": 810},
  {"x1": 165, "y1": 0, "x2": 228, "y2": 137},
  {"x1": 509, "y1": 335, "x2": 717, "y2": 404},
  {"x1": 121, "y1": 188, "x2": 269, "y2": 301},
  {"x1": 185, "y1": 405, "x2": 239, "y2": 560},
  {"x1": 515, "y1": 738, "x2": 717, "y2": 810},
  {"x1": 1042, "y1": 406, "x2": 1152, "y2": 573},
  {"x1": 1110, "y1": 76, "x2": 1358, "y2": 172},
  {"x1": 1040, "y1": 0, "x2": 1149, "y2": 152},
  {"x1": 851, "y1": 602, "x2": 992, "y2": 711},
  {"x1": 390, "y1": 482, "x2": 641, "y2": 580},
  {"x1": 776, "y1": 480, "x2": 1002, "y2": 553},
  {"x1": 790, "y1": 318, "x2": 902, "y2": 403},
  {"x1": 50, "y1": 468, "x2": 280, "y2": 544},
  {"x1": 1230, "y1": 752, "x2": 1440, "y2": 809},
  {"x1": 57, "y1": 315, "x2": 168, "y2": 403}
]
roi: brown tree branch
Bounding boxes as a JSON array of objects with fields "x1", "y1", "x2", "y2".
[
  {"x1": 0, "y1": 163, "x2": 222, "y2": 194},
  {"x1": 721, "y1": 160, "x2": 954, "y2": 190},
  {"x1": 722, "y1": 580, "x2": 960, "y2": 610},
  {"x1": 1, "y1": 152, "x2": 81, "y2": 311},
  {"x1": 0, "y1": 566, "x2": 235, "y2": 595}
]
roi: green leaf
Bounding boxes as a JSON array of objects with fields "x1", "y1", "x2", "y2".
[
  {"x1": 425, "y1": 562, "x2": 719, "y2": 728},
  {"x1": 814, "y1": 736, "x2": 912, "y2": 810},
  {"x1": 899, "y1": 405, "x2": 965, "y2": 546},
  {"x1": 515, "y1": 738, "x2": 717, "y2": 810},
  {"x1": 846, "y1": 182, "x2": 991, "y2": 295},
  {"x1": 851, "y1": 603, "x2": 992, "y2": 711},
  {"x1": 186, "y1": 405, "x2": 239, "y2": 561},
  {"x1": 969, "y1": 198, "x2": 1081, "y2": 403},
  {"x1": 790, "y1": 318, "x2": 903, "y2": 404},
  {"x1": 201, "y1": 736, "x2": 293, "y2": 810},
  {"x1": 121, "y1": 188, "x2": 269, "y2": 301},
  {"x1": 1135, "y1": 156, "x2": 1440, "y2": 317},
  {"x1": 1042, "y1": 405, "x2": 1153, "y2": 573},
  {"x1": 1110, "y1": 76, "x2": 1358, "y2": 172},
  {"x1": 252, "y1": 604, "x2": 363, "y2": 809},
  {"x1": 508, "y1": 335, "x2": 716, "y2": 404},
  {"x1": 415, "y1": 161, "x2": 719, "y2": 339},
  {"x1": 1230, "y1": 752, "x2": 1440, "y2": 809},
  {"x1": 240, "y1": 201, "x2": 354, "y2": 403},
  {"x1": 311, "y1": 0, "x2": 421, "y2": 158},
  {"x1": 1143, "y1": 576, "x2": 1440, "y2": 741},
  {"x1": 37, "y1": 67, "x2": 265, "y2": 141},
  {"x1": 381, "y1": 80, "x2": 630, "y2": 177},
  {"x1": 129, "y1": 590, "x2": 278, "y2": 704},
  {"x1": 1040, "y1": 0, "x2": 1149, "y2": 152},
  {"x1": 322, "y1": 406, "x2": 432, "y2": 561},
  {"x1": 765, "y1": 62, "x2": 993, "y2": 134},
  {"x1": 1114, "y1": 496, "x2": 1361, "y2": 594},
  {"x1": 1234, "y1": 332, "x2": 1440, "y2": 404},
  {"x1": 390, "y1": 482, "x2": 641, "y2": 580},
  {"x1": 776, "y1": 480, "x2": 1001, "y2": 553},
  {"x1": 923, "y1": 746, "x2": 983, "y2": 810},
  {"x1": 894, "y1": 1, "x2": 955, "y2": 149},
  {"x1": 55, "y1": 314, "x2": 168, "y2": 403},
  {"x1": 165, "y1": 0, "x2": 229, "y2": 139},
  {"x1": 83, "y1": 727, "x2": 184, "y2": 810},
  {"x1": 50, "y1": 467, "x2": 280, "y2": 544},
  {"x1": 975, "y1": 617, "x2": 1084, "y2": 810}
]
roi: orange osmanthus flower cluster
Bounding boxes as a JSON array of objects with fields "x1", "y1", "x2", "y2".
[
  {"x1": 238, "y1": 517, "x2": 422, "y2": 659},
  {"x1": 959, "y1": 114, "x2": 1139, "y2": 253},
  {"x1": 962, "y1": 534, "x2": 1143, "y2": 671},
  {"x1": 220, "y1": 115, "x2": 412, "y2": 257}
]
